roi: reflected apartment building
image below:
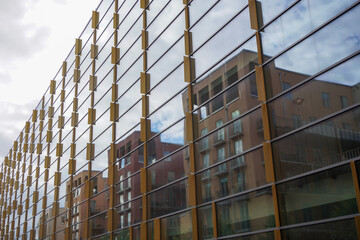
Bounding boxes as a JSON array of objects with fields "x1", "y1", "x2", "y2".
[{"x1": 185, "y1": 49, "x2": 360, "y2": 237}]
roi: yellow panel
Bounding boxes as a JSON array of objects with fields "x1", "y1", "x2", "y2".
[
  {"x1": 88, "y1": 108, "x2": 96, "y2": 125},
  {"x1": 75, "y1": 38, "x2": 82, "y2": 55},
  {"x1": 25, "y1": 121, "x2": 30, "y2": 133},
  {"x1": 86, "y1": 143, "x2": 95, "y2": 160},
  {"x1": 212, "y1": 202, "x2": 218, "y2": 238},
  {"x1": 68, "y1": 159, "x2": 76, "y2": 174},
  {"x1": 56, "y1": 143, "x2": 63, "y2": 157},
  {"x1": 48, "y1": 106, "x2": 54, "y2": 118},
  {"x1": 73, "y1": 97, "x2": 78, "y2": 111},
  {"x1": 50, "y1": 80, "x2": 56, "y2": 95},
  {"x1": 58, "y1": 116, "x2": 65, "y2": 129},
  {"x1": 263, "y1": 142, "x2": 275, "y2": 183},
  {"x1": 140, "y1": 72, "x2": 150, "y2": 94},
  {"x1": 141, "y1": 30, "x2": 148, "y2": 50},
  {"x1": 71, "y1": 112, "x2": 79, "y2": 127},
  {"x1": 92, "y1": 11, "x2": 99, "y2": 29},
  {"x1": 140, "y1": 0, "x2": 149, "y2": 9},
  {"x1": 62, "y1": 61, "x2": 67, "y2": 77},
  {"x1": 154, "y1": 218, "x2": 160, "y2": 240},
  {"x1": 73, "y1": 69, "x2": 81, "y2": 83},
  {"x1": 89, "y1": 75, "x2": 98, "y2": 91},
  {"x1": 110, "y1": 102, "x2": 119, "y2": 121},
  {"x1": 261, "y1": 103, "x2": 271, "y2": 141},
  {"x1": 70, "y1": 143, "x2": 76, "y2": 158},
  {"x1": 111, "y1": 47, "x2": 120, "y2": 64},
  {"x1": 183, "y1": 56, "x2": 195, "y2": 83},
  {"x1": 142, "y1": 95, "x2": 149, "y2": 118},
  {"x1": 188, "y1": 174, "x2": 196, "y2": 206},
  {"x1": 91, "y1": 44, "x2": 98, "y2": 59},
  {"x1": 113, "y1": 13, "x2": 119, "y2": 29},
  {"x1": 32, "y1": 110, "x2": 38, "y2": 122},
  {"x1": 112, "y1": 83, "x2": 118, "y2": 101},
  {"x1": 140, "y1": 168, "x2": 147, "y2": 194},
  {"x1": 75, "y1": 55, "x2": 81, "y2": 69},
  {"x1": 184, "y1": 31, "x2": 192, "y2": 56},
  {"x1": 44, "y1": 156, "x2": 51, "y2": 169}
]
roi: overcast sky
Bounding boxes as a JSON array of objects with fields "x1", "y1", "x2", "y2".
[{"x1": 0, "y1": 0, "x2": 100, "y2": 160}]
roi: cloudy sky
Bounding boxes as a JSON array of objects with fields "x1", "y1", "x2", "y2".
[{"x1": 0, "y1": 0, "x2": 99, "y2": 160}]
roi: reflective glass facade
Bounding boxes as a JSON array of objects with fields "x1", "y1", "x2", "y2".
[{"x1": 1, "y1": 0, "x2": 360, "y2": 239}]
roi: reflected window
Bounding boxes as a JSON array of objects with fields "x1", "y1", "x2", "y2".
[
  {"x1": 250, "y1": 74, "x2": 258, "y2": 97},
  {"x1": 322, "y1": 92, "x2": 330, "y2": 108},
  {"x1": 341, "y1": 96, "x2": 349, "y2": 108},
  {"x1": 282, "y1": 82, "x2": 292, "y2": 100},
  {"x1": 127, "y1": 171, "x2": 131, "y2": 187},
  {"x1": 231, "y1": 110, "x2": 242, "y2": 135},
  {"x1": 220, "y1": 177, "x2": 229, "y2": 197},
  {"x1": 218, "y1": 147, "x2": 225, "y2": 162},
  {"x1": 211, "y1": 77, "x2": 224, "y2": 112},
  {"x1": 204, "y1": 182, "x2": 211, "y2": 202},
  {"x1": 168, "y1": 172, "x2": 175, "y2": 183},
  {"x1": 203, "y1": 154, "x2": 210, "y2": 178},
  {"x1": 237, "y1": 172, "x2": 245, "y2": 192},
  {"x1": 292, "y1": 114, "x2": 302, "y2": 129},
  {"x1": 216, "y1": 120, "x2": 225, "y2": 142},
  {"x1": 199, "y1": 86, "x2": 210, "y2": 119},
  {"x1": 200, "y1": 128, "x2": 209, "y2": 150},
  {"x1": 119, "y1": 175, "x2": 123, "y2": 191},
  {"x1": 226, "y1": 66, "x2": 239, "y2": 103}
]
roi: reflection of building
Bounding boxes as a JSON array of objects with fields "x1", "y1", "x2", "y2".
[
  {"x1": 65, "y1": 171, "x2": 108, "y2": 239},
  {"x1": 38, "y1": 207, "x2": 66, "y2": 240},
  {"x1": 111, "y1": 131, "x2": 184, "y2": 228}
]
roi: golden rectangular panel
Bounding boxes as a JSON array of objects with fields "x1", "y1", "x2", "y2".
[
  {"x1": 25, "y1": 121, "x2": 30, "y2": 133},
  {"x1": 48, "y1": 118, "x2": 53, "y2": 130},
  {"x1": 75, "y1": 55, "x2": 81, "y2": 68},
  {"x1": 32, "y1": 191, "x2": 38, "y2": 203},
  {"x1": 92, "y1": 11, "x2": 99, "y2": 29},
  {"x1": 255, "y1": 66, "x2": 266, "y2": 101},
  {"x1": 39, "y1": 120, "x2": 44, "y2": 131},
  {"x1": 261, "y1": 103, "x2": 271, "y2": 141},
  {"x1": 111, "y1": 83, "x2": 118, "y2": 101},
  {"x1": 110, "y1": 102, "x2": 119, "y2": 121},
  {"x1": 71, "y1": 112, "x2": 78, "y2": 127},
  {"x1": 140, "y1": 72, "x2": 150, "y2": 94},
  {"x1": 111, "y1": 47, "x2": 120, "y2": 64},
  {"x1": 91, "y1": 44, "x2": 98, "y2": 59},
  {"x1": 36, "y1": 143, "x2": 42, "y2": 154},
  {"x1": 140, "y1": 118, "x2": 150, "y2": 142},
  {"x1": 141, "y1": 30, "x2": 148, "y2": 50},
  {"x1": 48, "y1": 106, "x2": 54, "y2": 118},
  {"x1": 88, "y1": 108, "x2": 96, "y2": 125},
  {"x1": 113, "y1": 13, "x2": 119, "y2": 29},
  {"x1": 26, "y1": 176, "x2": 32, "y2": 187},
  {"x1": 13, "y1": 141, "x2": 18, "y2": 151},
  {"x1": 183, "y1": 56, "x2": 195, "y2": 83},
  {"x1": 58, "y1": 116, "x2": 65, "y2": 129},
  {"x1": 184, "y1": 31, "x2": 193, "y2": 56},
  {"x1": 263, "y1": 142, "x2": 275, "y2": 183},
  {"x1": 211, "y1": 202, "x2": 218, "y2": 238},
  {"x1": 154, "y1": 218, "x2": 160, "y2": 240},
  {"x1": 23, "y1": 143, "x2": 28, "y2": 153},
  {"x1": 188, "y1": 174, "x2": 196, "y2": 206},
  {"x1": 141, "y1": 218, "x2": 147, "y2": 240},
  {"x1": 140, "y1": 0, "x2": 149, "y2": 9},
  {"x1": 44, "y1": 156, "x2": 51, "y2": 169},
  {"x1": 32, "y1": 110, "x2": 37, "y2": 122},
  {"x1": 70, "y1": 143, "x2": 76, "y2": 158},
  {"x1": 62, "y1": 61, "x2": 67, "y2": 77},
  {"x1": 86, "y1": 143, "x2": 94, "y2": 160},
  {"x1": 142, "y1": 95, "x2": 149, "y2": 118},
  {"x1": 56, "y1": 143, "x2": 63, "y2": 157},
  {"x1": 89, "y1": 75, "x2": 98, "y2": 91},
  {"x1": 75, "y1": 38, "x2": 82, "y2": 55},
  {"x1": 140, "y1": 168, "x2": 147, "y2": 194},
  {"x1": 54, "y1": 172, "x2": 61, "y2": 186},
  {"x1": 73, "y1": 69, "x2": 81, "y2": 83},
  {"x1": 50, "y1": 80, "x2": 56, "y2": 95},
  {"x1": 68, "y1": 159, "x2": 76, "y2": 174}
]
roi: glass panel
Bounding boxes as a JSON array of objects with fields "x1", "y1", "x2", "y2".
[
  {"x1": 161, "y1": 210, "x2": 192, "y2": 239},
  {"x1": 232, "y1": 231, "x2": 275, "y2": 240},
  {"x1": 191, "y1": 0, "x2": 248, "y2": 51},
  {"x1": 193, "y1": 72, "x2": 259, "y2": 134},
  {"x1": 148, "y1": 148, "x2": 189, "y2": 191},
  {"x1": 281, "y1": 218, "x2": 357, "y2": 240},
  {"x1": 264, "y1": 4, "x2": 360, "y2": 98},
  {"x1": 196, "y1": 148, "x2": 266, "y2": 204},
  {"x1": 194, "y1": 107, "x2": 263, "y2": 172},
  {"x1": 115, "y1": 197, "x2": 142, "y2": 228},
  {"x1": 273, "y1": 107, "x2": 360, "y2": 180},
  {"x1": 217, "y1": 188, "x2": 275, "y2": 237},
  {"x1": 114, "y1": 228, "x2": 130, "y2": 239},
  {"x1": 147, "y1": 120, "x2": 186, "y2": 165},
  {"x1": 257, "y1": 0, "x2": 297, "y2": 26},
  {"x1": 89, "y1": 211, "x2": 108, "y2": 237},
  {"x1": 198, "y1": 205, "x2": 213, "y2": 239},
  {"x1": 261, "y1": 0, "x2": 356, "y2": 57},
  {"x1": 277, "y1": 165, "x2": 357, "y2": 226},
  {"x1": 148, "y1": 179, "x2": 188, "y2": 219},
  {"x1": 268, "y1": 54, "x2": 360, "y2": 138}
]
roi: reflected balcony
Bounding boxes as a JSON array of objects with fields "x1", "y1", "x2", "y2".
[
  {"x1": 229, "y1": 121, "x2": 243, "y2": 139},
  {"x1": 215, "y1": 163, "x2": 228, "y2": 176},
  {"x1": 212, "y1": 131, "x2": 226, "y2": 147},
  {"x1": 230, "y1": 156, "x2": 246, "y2": 170},
  {"x1": 199, "y1": 138, "x2": 210, "y2": 153},
  {"x1": 201, "y1": 170, "x2": 211, "y2": 181}
]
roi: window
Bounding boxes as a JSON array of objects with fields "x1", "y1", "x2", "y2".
[
  {"x1": 119, "y1": 175, "x2": 123, "y2": 191},
  {"x1": 220, "y1": 177, "x2": 228, "y2": 197},
  {"x1": 127, "y1": 171, "x2": 131, "y2": 187},
  {"x1": 250, "y1": 74, "x2": 257, "y2": 97},
  {"x1": 211, "y1": 77, "x2": 224, "y2": 112},
  {"x1": 231, "y1": 110, "x2": 242, "y2": 134},
  {"x1": 168, "y1": 171, "x2": 175, "y2": 183},
  {"x1": 237, "y1": 172, "x2": 245, "y2": 192},
  {"x1": 120, "y1": 215, "x2": 124, "y2": 228},
  {"x1": 216, "y1": 120, "x2": 225, "y2": 141},
  {"x1": 200, "y1": 128, "x2": 209, "y2": 150},
  {"x1": 217, "y1": 147, "x2": 225, "y2": 162},
  {"x1": 234, "y1": 140, "x2": 243, "y2": 155},
  {"x1": 203, "y1": 154, "x2": 210, "y2": 178},
  {"x1": 321, "y1": 92, "x2": 330, "y2": 108},
  {"x1": 164, "y1": 150, "x2": 171, "y2": 161},
  {"x1": 151, "y1": 170, "x2": 156, "y2": 185},
  {"x1": 204, "y1": 182, "x2": 211, "y2": 202},
  {"x1": 226, "y1": 66, "x2": 239, "y2": 103},
  {"x1": 292, "y1": 114, "x2": 302, "y2": 128},
  {"x1": 127, "y1": 191, "x2": 132, "y2": 202},
  {"x1": 128, "y1": 212, "x2": 131, "y2": 226},
  {"x1": 138, "y1": 139, "x2": 144, "y2": 163},
  {"x1": 282, "y1": 82, "x2": 292, "y2": 100},
  {"x1": 199, "y1": 86, "x2": 210, "y2": 119},
  {"x1": 340, "y1": 96, "x2": 349, "y2": 108}
]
